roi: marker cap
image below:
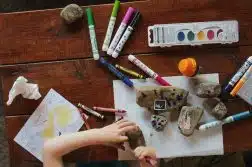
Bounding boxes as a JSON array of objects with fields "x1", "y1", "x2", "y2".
[
  {"x1": 122, "y1": 7, "x2": 135, "y2": 24},
  {"x1": 112, "y1": 0, "x2": 120, "y2": 17},
  {"x1": 178, "y1": 58, "x2": 198, "y2": 77},
  {"x1": 129, "y1": 10, "x2": 141, "y2": 28},
  {"x1": 86, "y1": 8, "x2": 94, "y2": 26}
]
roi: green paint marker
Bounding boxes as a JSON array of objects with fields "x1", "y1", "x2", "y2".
[
  {"x1": 86, "y1": 8, "x2": 99, "y2": 60},
  {"x1": 102, "y1": 0, "x2": 120, "y2": 51}
]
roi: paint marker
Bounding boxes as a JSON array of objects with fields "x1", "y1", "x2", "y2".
[
  {"x1": 86, "y1": 8, "x2": 99, "y2": 60},
  {"x1": 199, "y1": 110, "x2": 252, "y2": 131},
  {"x1": 112, "y1": 11, "x2": 141, "y2": 58},
  {"x1": 230, "y1": 66, "x2": 252, "y2": 96},
  {"x1": 225, "y1": 56, "x2": 252, "y2": 92},
  {"x1": 115, "y1": 64, "x2": 145, "y2": 79},
  {"x1": 93, "y1": 106, "x2": 127, "y2": 116},
  {"x1": 128, "y1": 55, "x2": 171, "y2": 86},
  {"x1": 99, "y1": 57, "x2": 134, "y2": 88},
  {"x1": 102, "y1": 0, "x2": 120, "y2": 51},
  {"x1": 107, "y1": 7, "x2": 135, "y2": 55},
  {"x1": 78, "y1": 103, "x2": 104, "y2": 120}
]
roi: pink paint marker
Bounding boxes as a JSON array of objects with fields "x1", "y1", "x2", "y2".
[
  {"x1": 107, "y1": 7, "x2": 135, "y2": 55},
  {"x1": 128, "y1": 54, "x2": 171, "y2": 86}
]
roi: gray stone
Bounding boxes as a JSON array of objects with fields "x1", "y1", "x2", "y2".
[
  {"x1": 151, "y1": 114, "x2": 168, "y2": 131},
  {"x1": 60, "y1": 4, "x2": 84, "y2": 24},
  {"x1": 126, "y1": 126, "x2": 146, "y2": 149},
  {"x1": 136, "y1": 86, "x2": 189, "y2": 113},
  {"x1": 178, "y1": 106, "x2": 204, "y2": 136},
  {"x1": 203, "y1": 98, "x2": 227, "y2": 120},
  {"x1": 195, "y1": 83, "x2": 221, "y2": 98}
]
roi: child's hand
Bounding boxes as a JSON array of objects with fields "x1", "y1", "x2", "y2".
[
  {"x1": 134, "y1": 146, "x2": 157, "y2": 167},
  {"x1": 97, "y1": 119, "x2": 137, "y2": 143}
]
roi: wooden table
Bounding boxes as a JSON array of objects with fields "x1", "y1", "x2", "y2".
[{"x1": 1, "y1": 0, "x2": 252, "y2": 166}]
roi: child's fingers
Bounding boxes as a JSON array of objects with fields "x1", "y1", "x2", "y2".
[
  {"x1": 119, "y1": 135, "x2": 128, "y2": 142},
  {"x1": 134, "y1": 147, "x2": 142, "y2": 158},
  {"x1": 120, "y1": 125, "x2": 138, "y2": 134},
  {"x1": 118, "y1": 121, "x2": 136, "y2": 128}
]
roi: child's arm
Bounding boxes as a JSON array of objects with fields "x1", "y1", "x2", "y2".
[
  {"x1": 43, "y1": 119, "x2": 137, "y2": 167},
  {"x1": 134, "y1": 146, "x2": 157, "y2": 167}
]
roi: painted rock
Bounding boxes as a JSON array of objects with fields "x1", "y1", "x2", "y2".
[
  {"x1": 126, "y1": 126, "x2": 146, "y2": 149},
  {"x1": 203, "y1": 98, "x2": 227, "y2": 120},
  {"x1": 178, "y1": 106, "x2": 203, "y2": 136},
  {"x1": 60, "y1": 4, "x2": 84, "y2": 24},
  {"x1": 136, "y1": 86, "x2": 189, "y2": 113},
  {"x1": 151, "y1": 115, "x2": 168, "y2": 131},
  {"x1": 195, "y1": 83, "x2": 221, "y2": 98}
]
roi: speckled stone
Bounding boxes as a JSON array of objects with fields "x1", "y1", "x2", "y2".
[
  {"x1": 178, "y1": 106, "x2": 204, "y2": 136},
  {"x1": 203, "y1": 98, "x2": 227, "y2": 120},
  {"x1": 151, "y1": 114, "x2": 168, "y2": 131},
  {"x1": 60, "y1": 4, "x2": 84, "y2": 23},
  {"x1": 136, "y1": 86, "x2": 189, "y2": 113},
  {"x1": 125, "y1": 126, "x2": 146, "y2": 149},
  {"x1": 195, "y1": 83, "x2": 221, "y2": 98}
]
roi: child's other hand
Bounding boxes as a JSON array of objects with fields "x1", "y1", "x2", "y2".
[
  {"x1": 97, "y1": 119, "x2": 137, "y2": 143},
  {"x1": 134, "y1": 146, "x2": 157, "y2": 167}
]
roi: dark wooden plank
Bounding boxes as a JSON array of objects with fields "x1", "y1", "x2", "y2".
[
  {"x1": 1, "y1": 46, "x2": 247, "y2": 116},
  {"x1": 1, "y1": 0, "x2": 252, "y2": 64}
]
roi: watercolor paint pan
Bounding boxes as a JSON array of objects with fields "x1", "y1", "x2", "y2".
[{"x1": 148, "y1": 20, "x2": 239, "y2": 47}]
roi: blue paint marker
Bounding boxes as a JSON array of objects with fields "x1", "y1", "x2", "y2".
[
  {"x1": 225, "y1": 56, "x2": 252, "y2": 92},
  {"x1": 199, "y1": 110, "x2": 252, "y2": 131},
  {"x1": 99, "y1": 57, "x2": 133, "y2": 88}
]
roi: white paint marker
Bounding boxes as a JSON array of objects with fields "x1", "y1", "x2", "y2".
[
  {"x1": 112, "y1": 11, "x2": 141, "y2": 58},
  {"x1": 128, "y1": 54, "x2": 171, "y2": 86},
  {"x1": 102, "y1": 0, "x2": 120, "y2": 51},
  {"x1": 107, "y1": 7, "x2": 135, "y2": 55}
]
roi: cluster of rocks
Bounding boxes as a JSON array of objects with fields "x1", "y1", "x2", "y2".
[{"x1": 136, "y1": 82, "x2": 227, "y2": 136}]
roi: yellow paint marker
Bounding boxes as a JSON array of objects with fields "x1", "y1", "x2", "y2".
[
  {"x1": 230, "y1": 66, "x2": 252, "y2": 96},
  {"x1": 115, "y1": 64, "x2": 145, "y2": 79}
]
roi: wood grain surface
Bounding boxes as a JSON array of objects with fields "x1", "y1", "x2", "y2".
[{"x1": 1, "y1": 0, "x2": 252, "y2": 166}]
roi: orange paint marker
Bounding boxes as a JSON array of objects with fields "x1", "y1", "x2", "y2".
[{"x1": 178, "y1": 58, "x2": 199, "y2": 77}]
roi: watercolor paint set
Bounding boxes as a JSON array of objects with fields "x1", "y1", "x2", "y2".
[{"x1": 148, "y1": 20, "x2": 239, "y2": 47}]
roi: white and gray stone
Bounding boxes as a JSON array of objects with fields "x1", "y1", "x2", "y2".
[{"x1": 178, "y1": 106, "x2": 203, "y2": 136}]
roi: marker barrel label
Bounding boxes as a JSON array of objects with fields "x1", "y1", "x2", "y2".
[
  {"x1": 89, "y1": 25, "x2": 99, "y2": 60},
  {"x1": 102, "y1": 17, "x2": 116, "y2": 51},
  {"x1": 113, "y1": 26, "x2": 133, "y2": 58},
  {"x1": 107, "y1": 23, "x2": 127, "y2": 55},
  {"x1": 129, "y1": 56, "x2": 157, "y2": 78},
  {"x1": 230, "y1": 61, "x2": 252, "y2": 86}
]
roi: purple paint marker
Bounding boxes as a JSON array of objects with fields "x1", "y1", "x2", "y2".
[{"x1": 107, "y1": 7, "x2": 135, "y2": 55}]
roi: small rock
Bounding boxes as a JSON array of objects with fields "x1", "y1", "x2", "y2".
[
  {"x1": 178, "y1": 106, "x2": 203, "y2": 136},
  {"x1": 60, "y1": 4, "x2": 84, "y2": 24},
  {"x1": 126, "y1": 126, "x2": 146, "y2": 149},
  {"x1": 203, "y1": 98, "x2": 227, "y2": 119},
  {"x1": 195, "y1": 83, "x2": 221, "y2": 98},
  {"x1": 151, "y1": 115, "x2": 168, "y2": 131},
  {"x1": 136, "y1": 86, "x2": 189, "y2": 113}
]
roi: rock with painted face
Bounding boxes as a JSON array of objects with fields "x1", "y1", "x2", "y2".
[
  {"x1": 178, "y1": 106, "x2": 203, "y2": 136},
  {"x1": 136, "y1": 86, "x2": 189, "y2": 113}
]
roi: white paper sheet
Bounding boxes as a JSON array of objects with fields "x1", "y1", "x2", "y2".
[
  {"x1": 113, "y1": 74, "x2": 224, "y2": 160},
  {"x1": 14, "y1": 89, "x2": 84, "y2": 161}
]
